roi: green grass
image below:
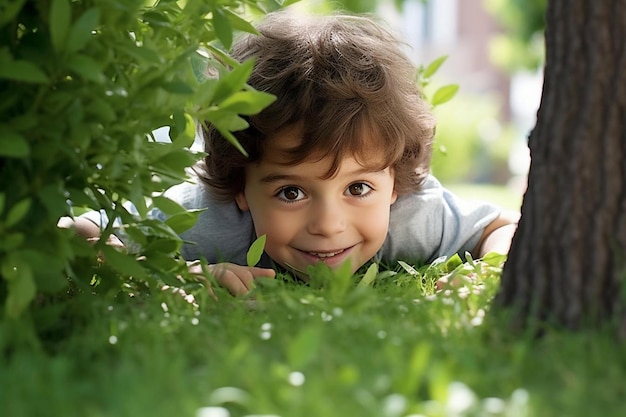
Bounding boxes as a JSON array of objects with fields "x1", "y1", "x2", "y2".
[
  {"x1": 445, "y1": 182, "x2": 523, "y2": 211},
  {"x1": 1, "y1": 256, "x2": 624, "y2": 417}
]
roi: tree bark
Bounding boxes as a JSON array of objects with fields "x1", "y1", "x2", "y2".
[{"x1": 498, "y1": 0, "x2": 626, "y2": 330}]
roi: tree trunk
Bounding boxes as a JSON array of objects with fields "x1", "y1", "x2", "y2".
[{"x1": 498, "y1": 0, "x2": 626, "y2": 330}]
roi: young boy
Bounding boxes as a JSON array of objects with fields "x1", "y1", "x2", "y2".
[{"x1": 73, "y1": 11, "x2": 518, "y2": 296}]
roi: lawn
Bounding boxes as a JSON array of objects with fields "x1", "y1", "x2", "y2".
[{"x1": 1, "y1": 255, "x2": 624, "y2": 417}]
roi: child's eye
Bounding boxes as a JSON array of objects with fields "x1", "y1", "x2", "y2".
[
  {"x1": 277, "y1": 186, "x2": 306, "y2": 202},
  {"x1": 345, "y1": 182, "x2": 373, "y2": 197}
]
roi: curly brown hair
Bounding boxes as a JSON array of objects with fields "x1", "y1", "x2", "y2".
[{"x1": 197, "y1": 11, "x2": 436, "y2": 202}]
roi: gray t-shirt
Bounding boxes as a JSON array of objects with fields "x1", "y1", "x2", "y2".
[{"x1": 148, "y1": 174, "x2": 501, "y2": 267}]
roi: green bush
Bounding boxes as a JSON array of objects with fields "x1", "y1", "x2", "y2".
[{"x1": 0, "y1": 0, "x2": 281, "y2": 330}]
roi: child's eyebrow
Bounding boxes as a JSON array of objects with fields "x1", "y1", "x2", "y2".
[
  {"x1": 259, "y1": 174, "x2": 301, "y2": 184},
  {"x1": 259, "y1": 167, "x2": 389, "y2": 183}
]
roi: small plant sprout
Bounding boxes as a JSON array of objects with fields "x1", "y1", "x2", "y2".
[
  {"x1": 246, "y1": 234, "x2": 267, "y2": 267},
  {"x1": 416, "y1": 55, "x2": 460, "y2": 108},
  {"x1": 357, "y1": 262, "x2": 379, "y2": 288}
]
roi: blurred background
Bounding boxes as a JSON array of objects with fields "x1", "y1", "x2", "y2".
[
  {"x1": 289, "y1": 0, "x2": 547, "y2": 210},
  {"x1": 160, "y1": 0, "x2": 546, "y2": 209}
]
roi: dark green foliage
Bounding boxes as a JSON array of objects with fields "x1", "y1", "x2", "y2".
[{"x1": 0, "y1": 0, "x2": 276, "y2": 327}]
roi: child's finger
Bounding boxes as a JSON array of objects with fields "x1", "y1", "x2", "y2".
[
  {"x1": 249, "y1": 267, "x2": 276, "y2": 278},
  {"x1": 222, "y1": 272, "x2": 252, "y2": 296},
  {"x1": 186, "y1": 262, "x2": 275, "y2": 296}
]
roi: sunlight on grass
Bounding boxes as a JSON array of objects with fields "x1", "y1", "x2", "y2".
[{"x1": 2, "y1": 254, "x2": 623, "y2": 417}]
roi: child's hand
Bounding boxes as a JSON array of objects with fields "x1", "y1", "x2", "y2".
[
  {"x1": 435, "y1": 272, "x2": 476, "y2": 292},
  {"x1": 87, "y1": 233, "x2": 124, "y2": 249},
  {"x1": 187, "y1": 261, "x2": 276, "y2": 297}
]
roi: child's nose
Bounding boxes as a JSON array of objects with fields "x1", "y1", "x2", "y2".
[{"x1": 307, "y1": 200, "x2": 346, "y2": 236}]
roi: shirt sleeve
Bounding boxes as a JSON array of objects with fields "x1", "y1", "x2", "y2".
[
  {"x1": 78, "y1": 179, "x2": 255, "y2": 265},
  {"x1": 380, "y1": 175, "x2": 501, "y2": 265},
  {"x1": 163, "y1": 180, "x2": 255, "y2": 265}
]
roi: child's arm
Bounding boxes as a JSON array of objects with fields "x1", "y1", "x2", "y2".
[
  {"x1": 58, "y1": 216, "x2": 124, "y2": 247},
  {"x1": 58, "y1": 215, "x2": 102, "y2": 240},
  {"x1": 472, "y1": 210, "x2": 520, "y2": 257},
  {"x1": 58, "y1": 216, "x2": 274, "y2": 296}
]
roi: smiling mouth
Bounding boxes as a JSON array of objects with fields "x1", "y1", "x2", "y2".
[
  {"x1": 287, "y1": 245, "x2": 357, "y2": 277},
  {"x1": 306, "y1": 249, "x2": 346, "y2": 258},
  {"x1": 298, "y1": 244, "x2": 358, "y2": 261}
]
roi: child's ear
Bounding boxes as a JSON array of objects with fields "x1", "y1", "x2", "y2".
[
  {"x1": 391, "y1": 189, "x2": 398, "y2": 205},
  {"x1": 235, "y1": 192, "x2": 250, "y2": 211}
]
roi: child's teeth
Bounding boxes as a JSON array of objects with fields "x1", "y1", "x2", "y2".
[{"x1": 309, "y1": 250, "x2": 343, "y2": 258}]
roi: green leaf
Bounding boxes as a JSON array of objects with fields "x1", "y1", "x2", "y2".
[
  {"x1": 2, "y1": 257, "x2": 36, "y2": 319},
  {"x1": 142, "y1": 252, "x2": 180, "y2": 272},
  {"x1": 431, "y1": 84, "x2": 459, "y2": 107},
  {"x1": 66, "y1": 188, "x2": 100, "y2": 208},
  {"x1": 0, "y1": 193, "x2": 4, "y2": 215},
  {"x1": 213, "y1": 128, "x2": 248, "y2": 157},
  {"x1": 0, "y1": 130, "x2": 30, "y2": 157},
  {"x1": 5, "y1": 198, "x2": 31, "y2": 227},
  {"x1": 0, "y1": 0, "x2": 27, "y2": 29},
  {"x1": 123, "y1": 225, "x2": 147, "y2": 247},
  {"x1": 143, "y1": 11, "x2": 171, "y2": 27},
  {"x1": 50, "y1": 0, "x2": 71, "y2": 52},
  {"x1": 152, "y1": 196, "x2": 187, "y2": 216},
  {"x1": 212, "y1": 59, "x2": 255, "y2": 104},
  {"x1": 212, "y1": 7, "x2": 233, "y2": 50},
  {"x1": 219, "y1": 91, "x2": 277, "y2": 115},
  {"x1": 481, "y1": 251, "x2": 507, "y2": 267},
  {"x1": 423, "y1": 55, "x2": 449, "y2": 78},
  {"x1": 37, "y1": 184, "x2": 68, "y2": 218},
  {"x1": 206, "y1": 110, "x2": 249, "y2": 131},
  {"x1": 398, "y1": 260, "x2": 419, "y2": 276},
  {"x1": 246, "y1": 234, "x2": 266, "y2": 267},
  {"x1": 22, "y1": 249, "x2": 68, "y2": 292},
  {"x1": 223, "y1": 9, "x2": 259, "y2": 35},
  {"x1": 144, "y1": 239, "x2": 181, "y2": 256},
  {"x1": 170, "y1": 112, "x2": 197, "y2": 146},
  {"x1": 86, "y1": 96, "x2": 116, "y2": 122},
  {"x1": 165, "y1": 211, "x2": 200, "y2": 234},
  {"x1": 0, "y1": 232, "x2": 25, "y2": 251},
  {"x1": 118, "y1": 43, "x2": 162, "y2": 63},
  {"x1": 444, "y1": 253, "x2": 463, "y2": 272},
  {"x1": 0, "y1": 53, "x2": 49, "y2": 83},
  {"x1": 130, "y1": 219, "x2": 184, "y2": 242},
  {"x1": 153, "y1": 148, "x2": 198, "y2": 173},
  {"x1": 67, "y1": 8, "x2": 100, "y2": 53},
  {"x1": 168, "y1": 111, "x2": 191, "y2": 145},
  {"x1": 161, "y1": 80, "x2": 194, "y2": 94},
  {"x1": 67, "y1": 55, "x2": 105, "y2": 83},
  {"x1": 5, "y1": 275, "x2": 36, "y2": 318},
  {"x1": 203, "y1": 44, "x2": 239, "y2": 68},
  {"x1": 128, "y1": 184, "x2": 148, "y2": 218},
  {"x1": 282, "y1": 0, "x2": 302, "y2": 7},
  {"x1": 190, "y1": 51, "x2": 210, "y2": 81},
  {"x1": 357, "y1": 262, "x2": 379, "y2": 288},
  {"x1": 100, "y1": 246, "x2": 147, "y2": 279}
]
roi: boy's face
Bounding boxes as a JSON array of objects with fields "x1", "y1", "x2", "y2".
[{"x1": 235, "y1": 126, "x2": 398, "y2": 279}]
